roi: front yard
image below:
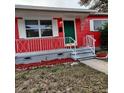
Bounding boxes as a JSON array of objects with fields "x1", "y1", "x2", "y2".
[{"x1": 16, "y1": 62, "x2": 108, "y2": 93}]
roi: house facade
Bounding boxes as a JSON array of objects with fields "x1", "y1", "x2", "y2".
[{"x1": 15, "y1": 5, "x2": 108, "y2": 64}]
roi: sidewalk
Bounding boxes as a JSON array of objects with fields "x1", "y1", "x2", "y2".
[{"x1": 80, "y1": 59, "x2": 108, "y2": 74}]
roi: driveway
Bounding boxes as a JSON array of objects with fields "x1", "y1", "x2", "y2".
[{"x1": 80, "y1": 59, "x2": 108, "y2": 74}]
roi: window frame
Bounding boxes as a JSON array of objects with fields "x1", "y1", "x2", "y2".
[
  {"x1": 24, "y1": 18, "x2": 54, "y2": 39},
  {"x1": 90, "y1": 19, "x2": 108, "y2": 32},
  {"x1": 25, "y1": 20, "x2": 40, "y2": 38}
]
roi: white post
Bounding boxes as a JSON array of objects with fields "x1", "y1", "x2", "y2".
[{"x1": 74, "y1": 41, "x2": 77, "y2": 60}]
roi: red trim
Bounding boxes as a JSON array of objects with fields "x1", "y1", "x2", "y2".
[
  {"x1": 15, "y1": 17, "x2": 23, "y2": 19},
  {"x1": 15, "y1": 58, "x2": 77, "y2": 70},
  {"x1": 15, "y1": 18, "x2": 19, "y2": 39}
]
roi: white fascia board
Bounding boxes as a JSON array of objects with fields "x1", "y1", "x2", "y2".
[
  {"x1": 15, "y1": 4, "x2": 97, "y2": 13},
  {"x1": 90, "y1": 12, "x2": 108, "y2": 16}
]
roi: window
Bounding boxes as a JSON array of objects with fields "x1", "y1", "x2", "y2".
[
  {"x1": 40, "y1": 20, "x2": 53, "y2": 37},
  {"x1": 25, "y1": 20, "x2": 53, "y2": 38},
  {"x1": 90, "y1": 19, "x2": 108, "y2": 31},
  {"x1": 25, "y1": 20, "x2": 39, "y2": 37}
]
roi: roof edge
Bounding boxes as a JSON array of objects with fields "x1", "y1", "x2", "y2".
[
  {"x1": 90, "y1": 12, "x2": 108, "y2": 15},
  {"x1": 15, "y1": 4, "x2": 97, "y2": 13}
]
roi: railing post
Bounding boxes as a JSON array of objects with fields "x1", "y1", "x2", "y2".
[
  {"x1": 86, "y1": 35, "x2": 96, "y2": 55},
  {"x1": 68, "y1": 37, "x2": 77, "y2": 60},
  {"x1": 93, "y1": 39, "x2": 95, "y2": 55},
  {"x1": 69, "y1": 37, "x2": 71, "y2": 50},
  {"x1": 74, "y1": 41, "x2": 77, "y2": 60}
]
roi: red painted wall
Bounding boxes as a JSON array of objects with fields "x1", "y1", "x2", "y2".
[
  {"x1": 75, "y1": 15, "x2": 108, "y2": 48},
  {"x1": 15, "y1": 15, "x2": 108, "y2": 53}
]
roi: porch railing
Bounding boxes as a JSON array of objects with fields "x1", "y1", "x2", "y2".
[
  {"x1": 15, "y1": 37, "x2": 77, "y2": 55},
  {"x1": 86, "y1": 35, "x2": 96, "y2": 55}
]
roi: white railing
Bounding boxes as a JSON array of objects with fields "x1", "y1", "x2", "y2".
[
  {"x1": 86, "y1": 35, "x2": 96, "y2": 55},
  {"x1": 68, "y1": 37, "x2": 77, "y2": 59},
  {"x1": 15, "y1": 37, "x2": 77, "y2": 56}
]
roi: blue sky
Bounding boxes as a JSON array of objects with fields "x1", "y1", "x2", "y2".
[{"x1": 15, "y1": 0, "x2": 87, "y2": 9}]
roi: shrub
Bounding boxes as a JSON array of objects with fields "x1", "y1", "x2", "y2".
[{"x1": 99, "y1": 23, "x2": 108, "y2": 50}]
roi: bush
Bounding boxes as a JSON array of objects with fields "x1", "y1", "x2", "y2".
[{"x1": 99, "y1": 23, "x2": 108, "y2": 50}]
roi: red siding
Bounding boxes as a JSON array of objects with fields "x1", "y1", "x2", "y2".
[
  {"x1": 15, "y1": 38, "x2": 65, "y2": 53},
  {"x1": 75, "y1": 15, "x2": 108, "y2": 47},
  {"x1": 15, "y1": 15, "x2": 107, "y2": 53}
]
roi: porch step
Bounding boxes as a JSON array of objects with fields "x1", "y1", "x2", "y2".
[
  {"x1": 71, "y1": 50, "x2": 92, "y2": 55},
  {"x1": 71, "y1": 53, "x2": 95, "y2": 59},
  {"x1": 71, "y1": 48, "x2": 96, "y2": 60},
  {"x1": 78, "y1": 56, "x2": 95, "y2": 61}
]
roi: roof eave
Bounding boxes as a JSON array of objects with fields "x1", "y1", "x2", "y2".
[
  {"x1": 15, "y1": 4, "x2": 97, "y2": 13},
  {"x1": 90, "y1": 12, "x2": 108, "y2": 16}
]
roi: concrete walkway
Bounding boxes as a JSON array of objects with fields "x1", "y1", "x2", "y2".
[{"x1": 80, "y1": 59, "x2": 108, "y2": 75}]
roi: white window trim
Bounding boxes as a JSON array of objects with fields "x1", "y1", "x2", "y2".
[
  {"x1": 52, "y1": 19, "x2": 59, "y2": 37},
  {"x1": 90, "y1": 19, "x2": 108, "y2": 32},
  {"x1": 18, "y1": 19, "x2": 26, "y2": 39},
  {"x1": 24, "y1": 18, "x2": 56, "y2": 39}
]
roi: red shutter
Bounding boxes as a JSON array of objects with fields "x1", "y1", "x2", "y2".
[{"x1": 15, "y1": 17, "x2": 19, "y2": 39}]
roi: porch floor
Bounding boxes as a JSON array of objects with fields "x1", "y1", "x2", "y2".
[
  {"x1": 16, "y1": 48, "x2": 72, "y2": 58},
  {"x1": 15, "y1": 47, "x2": 89, "y2": 64},
  {"x1": 16, "y1": 47, "x2": 89, "y2": 58}
]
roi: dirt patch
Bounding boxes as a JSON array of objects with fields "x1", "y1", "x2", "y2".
[{"x1": 16, "y1": 62, "x2": 108, "y2": 93}]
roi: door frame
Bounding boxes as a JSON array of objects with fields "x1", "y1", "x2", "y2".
[{"x1": 62, "y1": 18, "x2": 77, "y2": 46}]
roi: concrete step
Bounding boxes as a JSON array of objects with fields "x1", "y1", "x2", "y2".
[
  {"x1": 78, "y1": 56, "x2": 95, "y2": 61},
  {"x1": 71, "y1": 52, "x2": 95, "y2": 60},
  {"x1": 71, "y1": 48, "x2": 93, "y2": 55},
  {"x1": 71, "y1": 51, "x2": 93, "y2": 55}
]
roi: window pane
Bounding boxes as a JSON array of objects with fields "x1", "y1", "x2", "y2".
[
  {"x1": 93, "y1": 20, "x2": 107, "y2": 31},
  {"x1": 102, "y1": 20, "x2": 107, "y2": 25},
  {"x1": 40, "y1": 20, "x2": 53, "y2": 36},
  {"x1": 41, "y1": 29, "x2": 53, "y2": 36},
  {"x1": 94, "y1": 20, "x2": 102, "y2": 30},
  {"x1": 26, "y1": 29, "x2": 39, "y2": 37},
  {"x1": 25, "y1": 20, "x2": 39, "y2": 29},
  {"x1": 25, "y1": 20, "x2": 39, "y2": 37}
]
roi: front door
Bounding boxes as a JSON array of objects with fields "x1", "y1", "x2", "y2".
[{"x1": 64, "y1": 20, "x2": 76, "y2": 44}]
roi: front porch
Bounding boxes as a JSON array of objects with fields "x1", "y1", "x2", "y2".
[
  {"x1": 15, "y1": 7, "x2": 97, "y2": 64},
  {"x1": 15, "y1": 37, "x2": 77, "y2": 56},
  {"x1": 15, "y1": 35, "x2": 96, "y2": 64}
]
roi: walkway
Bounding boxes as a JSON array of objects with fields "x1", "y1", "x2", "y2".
[{"x1": 80, "y1": 59, "x2": 108, "y2": 74}]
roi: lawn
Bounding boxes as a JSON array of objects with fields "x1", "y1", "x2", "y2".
[{"x1": 16, "y1": 62, "x2": 108, "y2": 93}]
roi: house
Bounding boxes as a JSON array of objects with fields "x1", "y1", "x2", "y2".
[{"x1": 15, "y1": 3, "x2": 108, "y2": 64}]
